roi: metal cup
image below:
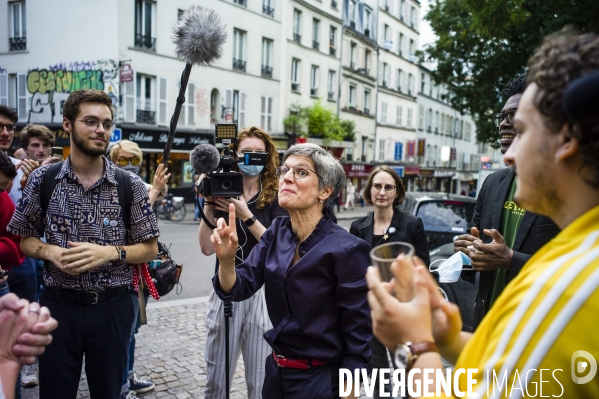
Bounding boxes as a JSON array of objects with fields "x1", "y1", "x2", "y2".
[{"x1": 369, "y1": 242, "x2": 415, "y2": 282}]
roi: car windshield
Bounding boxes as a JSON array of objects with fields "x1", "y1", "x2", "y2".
[{"x1": 416, "y1": 200, "x2": 475, "y2": 233}]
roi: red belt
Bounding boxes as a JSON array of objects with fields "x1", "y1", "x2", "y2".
[{"x1": 272, "y1": 351, "x2": 327, "y2": 370}]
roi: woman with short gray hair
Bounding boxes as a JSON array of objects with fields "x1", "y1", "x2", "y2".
[{"x1": 210, "y1": 143, "x2": 371, "y2": 398}]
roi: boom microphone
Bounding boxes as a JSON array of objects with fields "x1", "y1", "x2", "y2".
[
  {"x1": 190, "y1": 144, "x2": 221, "y2": 175},
  {"x1": 162, "y1": 6, "x2": 227, "y2": 166}
]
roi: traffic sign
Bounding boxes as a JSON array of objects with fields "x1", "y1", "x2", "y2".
[{"x1": 110, "y1": 128, "x2": 122, "y2": 142}]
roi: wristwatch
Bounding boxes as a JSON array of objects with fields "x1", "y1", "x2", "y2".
[
  {"x1": 244, "y1": 215, "x2": 257, "y2": 226},
  {"x1": 115, "y1": 246, "x2": 127, "y2": 261},
  {"x1": 393, "y1": 341, "x2": 438, "y2": 370}
]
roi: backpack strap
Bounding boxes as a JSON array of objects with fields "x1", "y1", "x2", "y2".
[
  {"x1": 114, "y1": 168, "x2": 133, "y2": 232},
  {"x1": 40, "y1": 161, "x2": 64, "y2": 220}
]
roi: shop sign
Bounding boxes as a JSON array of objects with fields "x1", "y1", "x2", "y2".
[
  {"x1": 434, "y1": 170, "x2": 455, "y2": 178},
  {"x1": 120, "y1": 64, "x2": 133, "y2": 82},
  {"x1": 110, "y1": 128, "x2": 121, "y2": 142},
  {"x1": 394, "y1": 142, "x2": 403, "y2": 161},
  {"x1": 420, "y1": 169, "x2": 435, "y2": 177},
  {"x1": 405, "y1": 166, "x2": 420, "y2": 175},
  {"x1": 407, "y1": 140, "x2": 415, "y2": 157},
  {"x1": 392, "y1": 166, "x2": 405, "y2": 178},
  {"x1": 480, "y1": 156, "x2": 490, "y2": 162},
  {"x1": 343, "y1": 163, "x2": 374, "y2": 178},
  {"x1": 122, "y1": 127, "x2": 211, "y2": 151}
]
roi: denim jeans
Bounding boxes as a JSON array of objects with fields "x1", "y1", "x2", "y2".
[{"x1": 7, "y1": 257, "x2": 37, "y2": 302}]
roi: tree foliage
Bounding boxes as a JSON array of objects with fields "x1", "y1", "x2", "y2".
[
  {"x1": 283, "y1": 100, "x2": 356, "y2": 142},
  {"x1": 423, "y1": 0, "x2": 599, "y2": 146}
]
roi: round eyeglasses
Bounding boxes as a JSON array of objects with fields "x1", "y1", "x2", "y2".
[
  {"x1": 76, "y1": 119, "x2": 116, "y2": 133},
  {"x1": 371, "y1": 183, "x2": 397, "y2": 194},
  {"x1": 276, "y1": 164, "x2": 322, "y2": 179},
  {"x1": 493, "y1": 110, "x2": 516, "y2": 128},
  {"x1": 0, "y1": 123, "x2": 16, "y2": 134}
]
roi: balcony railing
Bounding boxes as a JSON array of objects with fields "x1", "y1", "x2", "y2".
[
  {"x1": 364, "y1": 108, "x2": 370, "y2": 115},
  {"x1": 234, "y1": 0, "x2": 247, "y2": 6},
  {"x1": 364, "y1": 29, "x2": 370, "y2": 37},
  {"x1": 293, "y1": 33, "x2": 301, "y2": 43},
  {"x1": 361, "y1": 68, "x2": 370, "y2": 75},
  {"x1": 135, "y1": 34, "x2": 156, "y2": 51},
  {"x1": 397, "y1": 86, "x2": 402, "y2": 92},
  {"x1": 312, "y1": 41, "x2": 319, "y2": 50},
  {"x1": 350, "y1": 21, "x2": 356, "y2": 29},
  {"x1": 382, "y1": 80, "x2": 388, "y2": 87},
  {"x1": 9, "y1": 37, "x2": 26, "y2": 51},
  {"x1": 329, "y1": 47, "x2": 336, "y2": 56},
  {"x1": 263, "y1": 5, "x2": 274, "y2": 17},
  {"x1": 331, "y1": 0, "x2": 338, "y2": 9},
  {"x1": 310, "y1": 88, "x2": 318, "y2": 96},
  {"x1": 291, "y1": 82, "x2": 300, "y2": 92},
  {"x1": 233, "y1": 59, "x2": 246, "y2": 72},
  {"x1": 328, "y1": 91, "x2": 335, "y2": 101},
  {"x1": 136, "y1": 110, "x2": 156, "y2": 124},
  {"x1": 261, "y1": 65, "x2": 273, "y2": 78},
  {"x1": 350, "y1": 62, "x2": 356, "y2": 70}
]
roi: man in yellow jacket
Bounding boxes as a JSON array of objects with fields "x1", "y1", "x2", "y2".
[{"x1": 366, "y1": 31, "x2": 599, "y2": 398}]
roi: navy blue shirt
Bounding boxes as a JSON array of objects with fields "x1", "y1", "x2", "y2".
[{"x1": 213, "y1": 212, "x2": 372, "y2": 371}]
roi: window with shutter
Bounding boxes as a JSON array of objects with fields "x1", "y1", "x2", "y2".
[
  {"x1": 157, "y1": 77, "x2": 167, "y2": 126},
  {"x1": 239, "y1": 92, "x2": 247, "y2": 128},
  {"x1": 0, "y1": 74, "x2": 8, "y2": 106},
  {"x1": 17, "y1": 73, "x2": 27, "y2": 122},
  {"x1": 186, "y1": 83, "x2": 195, "y2": 126},
  {"x1": 123, "y1": 72, "x2": 137, "y2": 122}
]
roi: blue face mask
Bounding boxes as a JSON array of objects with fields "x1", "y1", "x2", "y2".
[
  {"x1": 430, "y1": 251, "x2": 473, "y2": 283},
  {"x1": 238, "y1": 163, "x2": 264, "y2": 177},
  {"x1": 120, "y1": 163, "x2": 140, "y2": 176}
]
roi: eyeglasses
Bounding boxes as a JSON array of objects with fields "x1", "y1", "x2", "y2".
[
  {"x1": 0, "y1": 123, "x2": 16, "y2": 134},
  {"x1": 493, "y1": 110, "x2": 516, "y2": 128},
  {"x1": 371, "y1": 183, "x2": 397, "y2": 193},
  {"x1": 76, "y1": 119, "x2": 116, "y2": 133},
  {"x1": 116, "y1": 157, "x2": 142, "y2": 166},
  {"x1": 276, "y1": 164, "x2": 322, "y2": 179}
]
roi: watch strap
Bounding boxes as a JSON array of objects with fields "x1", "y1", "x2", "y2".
[
  {"x1": 244, "y1": 215, "x2": 257, "y2": 226},
  {"x1": 409, "y1": 341, "x2": 438, "y2": 358}
]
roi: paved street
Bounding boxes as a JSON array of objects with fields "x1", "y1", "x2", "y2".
[{"x1": 20, "y1": 204, "x2": 370, "y2": 398}]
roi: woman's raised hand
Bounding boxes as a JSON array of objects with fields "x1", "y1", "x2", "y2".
[{"x1": 210, "y1": 203, "x2": 239, "y2": 265}]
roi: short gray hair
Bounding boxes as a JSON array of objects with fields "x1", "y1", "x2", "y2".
[{"x1": 282, "y1": 143, "x2": 346, "y2": 210}]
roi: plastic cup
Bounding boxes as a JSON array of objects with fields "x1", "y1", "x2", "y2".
[{"x1": 369, "y1": 242, "x2": 415, "y2": 282}]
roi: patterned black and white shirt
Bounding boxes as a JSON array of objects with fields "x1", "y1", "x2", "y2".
[{"x1": 8, "y1": 156, "x2": 160, "y2": 292}]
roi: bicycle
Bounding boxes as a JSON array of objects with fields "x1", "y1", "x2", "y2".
[{"x1": 155, "y1": 193, "x2": 187, "y2": 221}]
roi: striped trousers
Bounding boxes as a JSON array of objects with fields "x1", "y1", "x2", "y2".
[{"x1": 203, "y1": 287, "x2": 272, "y2": 399}]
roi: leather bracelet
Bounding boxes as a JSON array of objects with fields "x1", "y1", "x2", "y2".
[{"x1": 204, "y1": 201, "x2": 215, "y2": 206}]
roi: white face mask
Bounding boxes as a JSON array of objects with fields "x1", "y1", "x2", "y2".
[{"x1": 430, "y1": 252, "x2": 473, "y2": 283}]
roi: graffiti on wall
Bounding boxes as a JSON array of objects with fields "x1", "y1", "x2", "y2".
[{"x1": 26, "y1": 60, "x2": 119, "y2": 124}]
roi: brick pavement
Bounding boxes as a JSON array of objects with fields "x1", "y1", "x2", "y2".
[{"x1": 21, "y1": 297, "x2": 250, "y2": 399}]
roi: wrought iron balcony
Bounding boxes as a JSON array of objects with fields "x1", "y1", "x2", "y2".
[
  {"x1": 350, "y1": 21, "x2": 356, "y2": 29},
  {"x1": 136, "y1": 110, "x2": 156, "y2": 124},
  {"x1": 233, "y1": 59, "x2": 246, "y2": 72},
  {"x1": 310, "y1": 88, "x2": 318, "y2": 96},
  {"x1": 134, "y1": 34, "x2": 156, "y2": 51},
  {"x1": 293, "y1": 33, "x2": 301, "y2": 43},
  {"x1": 364, "y1": 108, "x2": 370, "y2": 115},
  {"x1": 234, "y1": 0, "x2": 247, "y2": 6},
  {"x1": 291, "y1": 82, "x2": 300, "y2": 91},
  {"x1": 329, "y1": 47, "x2": 336, "y2": 56},
  {"x1": 261, "y1": 65, "x2": 273, "y2": 78},
  {"x1": 350, "y1": 62, "x2": 356, "y2": 70},
  {"x1": 364, "y1": 29, "x2": 370, "y2": 37},
  {"x1": 9, "y1": 37, "x2": 26, "y2": 51},
  {"x1": 331, "y1": 0, "x2": 338, "y2": 9},
  {"x1": 312, "y1": 41, "x2": 319, "y2": 50},
  {"x1": 263, "y1": 5, "x2": 274, "y2": 17},
  {"x1": 328, "y1": 91, "x2": 335, "y2": 101}
]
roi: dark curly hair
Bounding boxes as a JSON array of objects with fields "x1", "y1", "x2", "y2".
[
  {"x1": 0, "y1": 104, "x2": 18, "y2": 124},
  {"x1": 502, "y1": 75, "x2": 527, "y2": 100},
  {"x1": 0, "y1": 150, "x2": 17, "y2": 179},
  {"x1": 527, "y1": 30, "x2": 599, "y2": 188}
]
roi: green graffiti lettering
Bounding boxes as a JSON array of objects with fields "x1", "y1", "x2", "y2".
[
  {"x1": 27, "y1": 71, "x2": 40, "y2": 93},
  {"x1": 46, "y1": 71, "x2": 56, "y2": 92},
  {"x1": 55, "y1": 70, "x2": 63, "y2": 92},
  {"x1": 39, "y1": 70, "x2": 48, "y2": 94}
]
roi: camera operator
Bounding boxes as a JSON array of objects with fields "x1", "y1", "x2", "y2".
[{"x1": 198, "y1": 126, "x2": 288, "y2": 399}]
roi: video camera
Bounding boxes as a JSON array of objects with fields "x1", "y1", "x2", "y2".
[{"x1": 195, "y1": 124, "x2": 268, "y2": 198}]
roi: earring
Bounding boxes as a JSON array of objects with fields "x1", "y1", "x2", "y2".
[{"x1": 319, "y1": 199, "x2": 324, "y2": 204}]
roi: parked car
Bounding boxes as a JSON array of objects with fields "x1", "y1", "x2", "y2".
[{"x1": 399, "y1": 192, "x2": 476, "y2": 250}]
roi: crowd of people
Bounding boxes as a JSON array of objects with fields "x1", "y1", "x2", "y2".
[{"x1": 0, "y1": 29, "x2": 598, "y2": 399}]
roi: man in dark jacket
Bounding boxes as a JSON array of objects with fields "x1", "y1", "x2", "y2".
[{"x1": 454, "y1": 77, "x2": 560, "y2": 329}]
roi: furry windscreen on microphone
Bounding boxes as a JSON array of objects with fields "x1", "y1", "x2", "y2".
[
  {"x1": 173, "y1": 6, "x2": 227, "y2": 66},
  {"x1": 190, "y1": 144, "x2": 221, "y2": 175}
]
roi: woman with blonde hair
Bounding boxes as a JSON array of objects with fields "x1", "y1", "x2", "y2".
[
  {"x1": 199, "y1": 126, "x2": 288, "y2": 399},
  {"x1": 108, "y1": 139, "x2": 170, "y2": 398}
]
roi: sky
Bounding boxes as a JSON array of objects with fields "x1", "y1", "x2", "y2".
[{"x1": 418, "y1": 0, "x2": 437, "y2": 50}]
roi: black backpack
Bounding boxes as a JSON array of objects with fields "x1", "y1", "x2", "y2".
[{"x1": 40, "y1": 161, "x2": 132, "y2": 230}]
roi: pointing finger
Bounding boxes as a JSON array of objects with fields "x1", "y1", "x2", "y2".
[{"x1": 228, "y1": 204, "x2": 237, "y2": 235}]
